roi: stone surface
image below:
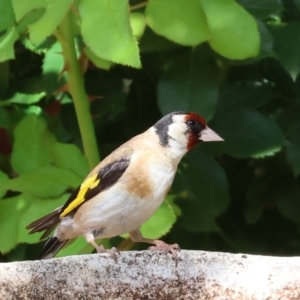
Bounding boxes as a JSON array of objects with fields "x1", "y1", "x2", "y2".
[{"x1": 0, "y1": 250, "x2": 300, "y2": 299}]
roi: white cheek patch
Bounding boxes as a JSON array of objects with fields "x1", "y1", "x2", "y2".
[
  {"x1": 172, "y1": 114, "x2": 186, "y2": 123},
  {"x1": 168, "y1": 114, "x2": 188, "y2": 144},
  {"x1": 167, "y1": 122, "x2": 187, "y2": 144},
  {"x1": 164, "y1": 114, "x2": 189, "y2": 163}
]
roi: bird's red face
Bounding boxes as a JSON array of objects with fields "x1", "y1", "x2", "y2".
[
  {"x1": 184, "y1": 112, "x2": 223, "y2": 150},
  {"x1": 184, "y1": 113, "x2": 207, "y2": 150}
]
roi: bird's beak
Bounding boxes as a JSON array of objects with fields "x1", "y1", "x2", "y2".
[{"x1": 199, "y1": 126, "x2": 224, "y2": 142}]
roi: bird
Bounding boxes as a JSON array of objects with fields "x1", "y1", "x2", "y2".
[{"x1": 27, "y1": 111, "x2": 223, "y2": 261}]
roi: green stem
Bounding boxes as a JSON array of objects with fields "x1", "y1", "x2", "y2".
[
  {"x1": 58, "y1": 11, "x2": 99, "y2": 170},
  {"x1": 130, "y1": 1, "x2": 148, "y2": 10}
]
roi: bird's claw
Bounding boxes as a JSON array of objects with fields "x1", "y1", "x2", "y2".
[
  {"x1": 148, "y1": 241, "x2": 181, "y2": 265},
  {"x1": 96, "y1": 245, "x2": 120, "y2": 262}
]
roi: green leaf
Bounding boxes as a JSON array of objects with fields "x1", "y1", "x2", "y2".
[
  {"x1": 0, "y1": 106, "x2": 25, "y2": 129},
  {"x1": 277, "y1": 105, "x2": 300, "y2": 137},
  {"x1": 293, "y1": 0, "x2": 300, "y2": 11},
  {"x1": 158, "y1": 45, "x2": 218, "y2": 120},
  {"x1": 262, "y1": 57, "x2": 297, "y2": 100},
  {"x1": 0, "y1": 60, "x2": 9, "y2": 97},
  {"x1": 0, "y1": 107, "x2": 10, "y2": 128},
  {"x1": 19, "y1": 193, "x2": 69, "y2": 244},
  {"x1": 212, "y1": 109, "x2": 287, "y2": 158},
  {"x1": 43, "y1": 42, "x2": 64, "y2": 77},
  {"x1": 79, "y1": 0, "x2": 141, "y2": 68},
  {"x1": 0, "y1": 193, "x2": 68, "y2": 252},
  {"x1": 140, "y1": 195, "x2": 179, "y2": 239},
  {"x1": 84, "y1": 47, "x2": 112, "y2": 70},
  {"x1": 56, "y1": 237, "x2": 95, "y2": 257},
  {"x1": 8, "y1": 41, "x2": 65, "y2": 95},
  {"x1": 0, "y1": 171, "x2": 9, "y2": 199},
  {"x1": 130, "y1": 12, "x2": 146, "y2": 40},
  {"x1": 200, "y1": 0, "x2": 260, "y2": 59},
  {"x1": 178, "y1": 149, "x2": 230, "y2": 232},
  {"x1": 17, "y1": 9, "x2": 46, "y2": 34},
  {"x1": 42, "y1": 41, "x2": 63, "y2": 72},
  {"x1": 11, "y1": 114, "x2": 57, "y2": 174},
  {"x1": 237, "y1": 0, "x2": 282, "y2": 20},
  {"x1": 24, "y1": 105, "x2": 42, "y2": 115},
  {"x1": 0, "y1": 194, "x2": 30, "y2": 253},
  {"x1": 41, "y1": 41, "x2": 66, "y2": 94},
  {"x1": 287, "y1": 127, "x2": 300, "y2": 176},
  {"x1": 12, "y1": 0, "x2": 46, "y2": 21},
  {"x1": 145, "y1": 0, "x2": 209, "y2": 46},
  {"x1": 0, "y1": 0, "x2": 15, "y2": 31},
  {"x1": 269, "y1": 22, "x2": 300, "y2": 80},
  {"x1": 21, "y1": 35, "x2": 56, "y2": 54},
  {"x1": 256, "y1": 20, "x2": 274, "y2": 58},
  {"x1": 0, "y1": 27, "x2": 19, "y2": 62},
  {"x1": 139, "y1": 27, "x2": 182, "y2": 53},
  {"x1": 275, "y1": 182, "x2": 300, "y2": 224},
  {"x1": 29, "y1": 0, "x2": 73, "y2": 43},
  {"x1": 52, "y1": 143, "x2": 89, "y2": 179},
  {"x1": 1, "y1": 92, "x2": 45, "y2": 105},
  {"x1": 4, "y1": 165, "x2": 81, "y2": 198},
  {"x1": 219, "y1": 81, "x2": 272, "y2": 111}
]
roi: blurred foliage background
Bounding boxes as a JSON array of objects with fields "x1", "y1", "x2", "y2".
[{"x1": 1, "y1": 0, "x2": 300, "y2": 262}]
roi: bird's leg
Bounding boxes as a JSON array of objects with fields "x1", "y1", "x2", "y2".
[
  {"x1": 129, "y1": 229, "x2": 180, "y2": 264},
  {"x1": 85, "y1": 234, "x2": 119, "y2": 262}
]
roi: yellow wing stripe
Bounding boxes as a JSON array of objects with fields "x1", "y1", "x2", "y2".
[{"x1": 60, "y1": 174, "x2": 100, "y2": 217}]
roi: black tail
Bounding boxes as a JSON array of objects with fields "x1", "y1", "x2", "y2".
[
  {"x1": 26, "y1": 207, "x2": 65, "y2": 259},
  {"x1": 26, "y1": 207, "x2": 61, "y2": 240},
  {"x1": 38, "y1": 237, "x2": 68, "y2": 259}
]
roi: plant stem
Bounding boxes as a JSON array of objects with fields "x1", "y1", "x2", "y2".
[
  {"x1": 58, "y1": 11, "x2": 99, "y2": 170},
  {"x1": 130, "y1": 1, "x2": 148, "y2": 11},
  {"x1": 117, "y1": 238, "x2": 135, "y2": 251}
]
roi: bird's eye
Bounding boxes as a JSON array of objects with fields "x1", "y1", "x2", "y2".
[{"x1": 187, "y1": 119, "x2": 196, "y2": 128}]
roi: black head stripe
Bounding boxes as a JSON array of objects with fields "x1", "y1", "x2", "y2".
[{"x1": 154, "y1": 112, "x2": 186, "y2": 146}]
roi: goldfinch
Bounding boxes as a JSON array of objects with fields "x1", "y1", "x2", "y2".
[{"x1": 27, "y1": 111, "x2": 223, "y2": 260}]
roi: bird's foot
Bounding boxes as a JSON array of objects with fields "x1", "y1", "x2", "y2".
[
  {"x1": 96, "y1": 245, "x2": 120, "y2": 262},
  {"x1": 148, "y1": 240, "x2": 180, "y2": 265}
]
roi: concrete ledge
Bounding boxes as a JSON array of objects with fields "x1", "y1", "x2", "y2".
[{"x1": 1, "y1": 250, "x2": 300, "y2": 299}]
